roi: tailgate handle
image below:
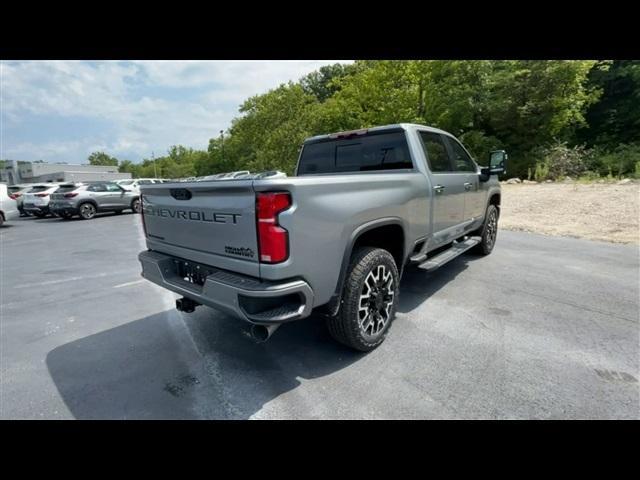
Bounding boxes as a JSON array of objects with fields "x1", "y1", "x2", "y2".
[{"x1": 170, "y1": 188, "x2": 192, "y2": 200}]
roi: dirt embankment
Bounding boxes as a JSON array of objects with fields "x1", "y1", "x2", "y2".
[{"x1": 499, "y1": 183, "x2": 640, "y2": 244}]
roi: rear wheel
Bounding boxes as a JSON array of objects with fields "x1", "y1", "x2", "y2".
[
  {"x1": 326, "y1": 247, "x2": 399, "y2": 352},
  {"x1": 34, "y1": 212, "x2": 46, "y2": 218},
  {"x1": 60, "y1": 212, "x2": 73, "y2": 220},
  {"x1": 79, "y1": 203, "x2": 96, "y2": 220},
  {"x1": 131, "y1": 198, "x2": 141, "y2": 214}
]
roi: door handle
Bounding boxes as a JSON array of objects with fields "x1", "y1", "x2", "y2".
[
  {"x1": 464, "y1": 182, "x2": 473, "y2": 191},
  {"x1": 433, "y1": 185, "x2": 445, "y2": 194}
]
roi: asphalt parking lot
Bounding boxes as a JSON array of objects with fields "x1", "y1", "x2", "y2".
[{"x1": 1, "y1": 212, "x2": 638, "y2": 419}]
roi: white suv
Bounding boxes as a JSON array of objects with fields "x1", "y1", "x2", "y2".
[
  {"x1": 0, "y1": 183, "x2": 20, "y2": 226},
  {"x1": 22, "y1": 184, "x2": 62, "y2": 217}
]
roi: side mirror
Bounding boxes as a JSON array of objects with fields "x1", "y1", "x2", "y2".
[{"x1": 489, "y1": 150, "x2": 507, "y2": 175}]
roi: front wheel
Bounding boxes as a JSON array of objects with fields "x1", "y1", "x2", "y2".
[
  {"x1": 326, "y1": 247, "x2": 400, "y2": 352},
  {"x1": 474, "y1": 204, "x2": 499, "y2": 255}
]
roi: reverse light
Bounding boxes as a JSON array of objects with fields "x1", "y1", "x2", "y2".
[{"x1": 256, "y1": 192, "x2": 291, "y2": 264}]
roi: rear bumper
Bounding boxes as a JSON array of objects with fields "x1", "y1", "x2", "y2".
[
  {"x1": 23, "y1": 204, "x2": 50, "y2": 214},
  {"x1": 2, "y1": 209, "x2": 20, "y2": 221},
  {"x1": 50, "y1": 205, "x2": 80, "y2": 216},
  {"x1": 138, "y1": 250, "x2": 314, "y2": 324}
]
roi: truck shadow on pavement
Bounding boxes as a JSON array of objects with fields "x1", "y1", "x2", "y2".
[
  {"x1": 46, "y1": 309, "x2": 363, "y2": 419},
  {"x1": 46, "y1": 253, "x2": 481, "y2": 419},
  {"x1": 398, "y1": 254, "x2": 478, "y2": 314}
]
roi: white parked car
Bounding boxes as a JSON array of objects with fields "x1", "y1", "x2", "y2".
[
  {"x1": 7, "y1": 183, "x2": 36, "y2": 216},
  {"x1": 116, "y1": 178, "x2": 164, "y2": 192},
  {"x1": 22, "y1": 184, "x2": 62, "y2": 217},
  {"x1": 0, "y1": 183, "x2": 20, "y2": 226}
]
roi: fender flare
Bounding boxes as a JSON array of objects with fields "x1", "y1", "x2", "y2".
[{"x1": 321, "y1": 217, "x2": 406, "y2": 315}]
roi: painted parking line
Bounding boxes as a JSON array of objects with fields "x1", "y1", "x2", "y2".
[{"x1": 112, "y1": 279, "x2": 145, "y2": 289}]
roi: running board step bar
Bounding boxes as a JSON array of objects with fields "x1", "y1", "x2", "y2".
[{"x1": 417, "y1": 236, "x2": 481, "y2": 272}]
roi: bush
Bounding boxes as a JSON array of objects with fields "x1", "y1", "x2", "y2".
[
  {"x1": 592, "y1": 143, "x2": 640, "y2": 178},
  {"x1": 532, "y1": 142, "x2": 593, "y2": 181}
]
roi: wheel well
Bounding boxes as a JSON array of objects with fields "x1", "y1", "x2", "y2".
[
  {"x1": 490, "y1": 193, "x2": 501, "y2": 207},
  {"x1": 352, "y1": 224, "x2": 405, "y2": 270}
]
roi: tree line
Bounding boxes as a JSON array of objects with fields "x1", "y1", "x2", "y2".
[{"x1": 86, "y1": 60, "x2": 639, "y2": 180}]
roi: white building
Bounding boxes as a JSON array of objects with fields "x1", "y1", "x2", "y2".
[{"x1": 1, "y1": 161, "x2": 131, "y2": 185}]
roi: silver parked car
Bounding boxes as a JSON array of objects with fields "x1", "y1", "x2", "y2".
[{"x1": 49, "y1": 182, "x2": 141, "y2": 220}]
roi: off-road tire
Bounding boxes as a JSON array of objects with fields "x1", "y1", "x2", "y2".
[
  {"x1": 473, "y1": 204, "x2": 499, "y2": 255},
  {"x1": 78, "y1": 202, "x2": 96, "y2": 220},
  {"x1": 326, "y1": 247, "x2": 400, "y2": 352}
]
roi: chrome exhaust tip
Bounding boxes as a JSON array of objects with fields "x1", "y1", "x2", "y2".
[{"x1": 250, "y1": 324, "x2": 280, "y2": 342}]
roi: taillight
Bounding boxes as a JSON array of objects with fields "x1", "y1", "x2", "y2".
[
  {"x1": 140, "y1": 194, "x2": 147, "y2": 236},
  {"x1": 64, "y1": 192, "x2": 78, "y2": 198},
  {"x1": 9, "y1": 194, "x2": 18, "y2": 200},
  {"x1": 256, "y1": 192, "x2": 291, "y2": 263},
  {"x1": 35, "y1": 193, "x2": 49, "y2": 197}
]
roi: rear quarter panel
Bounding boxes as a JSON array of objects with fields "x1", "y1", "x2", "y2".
[{"x1": 255, "y1": 173, "x2": 429, "y2": 306}]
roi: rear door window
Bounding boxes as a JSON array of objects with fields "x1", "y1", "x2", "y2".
[{"x1": 298, "y1": 131, "x2": 413, "y2": 175}]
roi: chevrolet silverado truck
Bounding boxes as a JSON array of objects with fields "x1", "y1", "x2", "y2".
[{"x1": 138, "y1": 124, "x2": 506, "y2": 351}]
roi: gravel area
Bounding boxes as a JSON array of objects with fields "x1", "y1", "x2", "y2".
[{"x1": 500, "y1": 183, "x2": 640, "y2": 244}]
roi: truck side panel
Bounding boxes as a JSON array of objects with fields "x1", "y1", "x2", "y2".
[{"x1": 254, "y1": 172, "x2": 430, "y2": 307}]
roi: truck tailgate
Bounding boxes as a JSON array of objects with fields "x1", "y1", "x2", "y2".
[{"x1": 141, "y1": 181, "x2": 260, "y2": 277}]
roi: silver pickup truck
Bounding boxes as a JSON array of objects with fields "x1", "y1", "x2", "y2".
[{"x1": 138, "y1": 124, "x2": 506, "y2": 351}]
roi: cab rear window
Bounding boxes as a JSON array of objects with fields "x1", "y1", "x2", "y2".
[{"x1": 297, "y1": 131, "x2": 413, "y2": 175}]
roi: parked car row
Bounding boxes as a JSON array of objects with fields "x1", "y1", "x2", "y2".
[{"x1": 1, "y1": 180, "x2": 144, "y2": 224}]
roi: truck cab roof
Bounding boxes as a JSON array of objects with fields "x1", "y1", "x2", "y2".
[{"x1": 303, "y1": 123, "x2": 450, "y2": 144}]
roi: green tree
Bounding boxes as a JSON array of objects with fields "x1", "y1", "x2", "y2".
[
  {"x1": 579, "y1": 60, "x2": 640, "y2": 147},
  {"x1": 87, "y1": 151, "x2": 119, "y2": 166},
  {"x1": 300, "y1": 63, "x2": 359, "y2": 102}
]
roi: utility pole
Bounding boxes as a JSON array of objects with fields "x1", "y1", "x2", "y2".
[
  {"x1": 152, "y1": 151, "x2": 157, "y2": 178},
  {"x1": 220, "y1": 130, "x2": 224, "y2": 165}
]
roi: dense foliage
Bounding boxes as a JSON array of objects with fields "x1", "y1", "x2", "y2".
[{"x1": 86, "y1": 60, "x2": 638, "y2": 180}]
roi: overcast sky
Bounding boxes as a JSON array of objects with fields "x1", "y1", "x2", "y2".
[{"x1": 1, "y1": 60, "x2": 347, "y2": 164}]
